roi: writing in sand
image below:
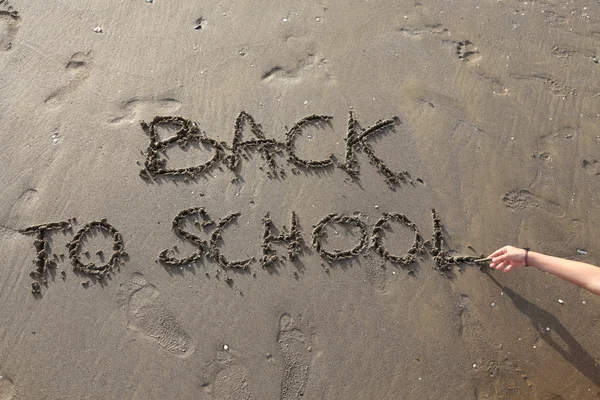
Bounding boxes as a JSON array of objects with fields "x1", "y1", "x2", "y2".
[{"x1": 20, "y1": 111, "x2": 481, "y2": 295}]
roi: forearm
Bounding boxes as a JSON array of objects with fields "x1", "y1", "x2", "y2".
[{"x1": 528, "y1": 251, "x2": 600, "y2": 295}]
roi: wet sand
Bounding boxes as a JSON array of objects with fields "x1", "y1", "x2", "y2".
[{"x1": 1, "y1": 0, "x2": 600, "y2": 398}]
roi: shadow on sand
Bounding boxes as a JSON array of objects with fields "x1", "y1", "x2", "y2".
[{"x1": 486, "y1": 271, "x2": 600, "y2": 388}]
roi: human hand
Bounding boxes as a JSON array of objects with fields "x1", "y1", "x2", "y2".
[{"x1": 488, "y1": 246, "x2": 529, "y2": 272}]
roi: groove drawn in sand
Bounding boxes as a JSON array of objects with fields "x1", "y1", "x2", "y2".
[
  {"x1": 140, "y1": 116, "x2": 227, "y2": 180},
  {"x1": 427, "y1": 209, "x2": 481, "y2": 270},
  {"x1": 213, "y1": 365, "x2": 252, "y2": 400},
  {"x1": 0, "y1": 374, "x2": 16, "y2": 400},
  {"x1": 45, "y1": 51, "x2": 92, "y2": 105},
  {"x1": 118, "y1": 273, "x2": 194, "y2": 357},
  {"x1": 311, "y1": 213, "x2": 368, "y2": 260},
  {"x1": 0, "y1": 0, "x2": 19, "y2": 52},
  {"x1": 19, "y1": 218, "x2": 127, "y2": 294},
  {"x1": 154, "y1": 207, "x2": 480, "y2": 271},
  {"x1": 286, "y1": 114, "x2": 334, "y2": 168},
  {"x1": 371, "y1": 213, "x2": 424, "y2": 266},
  {"x1": 67, "y1": 218, "x2": 126, "y2": 277},
  {"x1": 19, "y1": 220, "x2": 72, "y2": 294},
  {"x1": 456, "y1": 40, "x2": 481, "y2": 62},
  {"x1": 158, "y1": 207, "x2": 208, "y2": 266},
  {"x1": 226, "y1": 111, "x2": 282, "y2": 177},
  {"x1": 338, "y1": 111, "x2": 412, "y2": 189},
  {"x1": 502, "y1": 189, "x2": 563, "y2": 216},
  {"x1": 261, "y1": 212, "x2": 302, "y2": 269},
  {"x1": 278, "y1": 314, "x2": 312, "y2": 399},
  {"x1": 139, "y1": 112, "x2": 414, "y2": 190},
  {"x1": 208, "y1": 212, "x2": 255, "y2": 269}
]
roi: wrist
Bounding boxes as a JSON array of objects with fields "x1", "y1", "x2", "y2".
[{"x1": 525, "y1": 251, "x2": 540, "y2": 269}]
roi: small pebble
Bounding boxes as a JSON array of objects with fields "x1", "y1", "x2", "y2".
[
  {"x1": 223, "y1": 344, "x2": 229, "y2": 351},
  {"x1": 558, "y1": 299, "x2": 564, "y2": 305},
  {"x1": 491, "y1": 302, "x2": 496, "y2": 308},
  {"x1": 472, "y1": 363, "x2": 477, "y2": 368},
  {"x1": 545, "y1": 327, "x2": 550, "y2": 332},
  {"x1": 94, "y1": 27, "x2": 103, "y2": 33}
]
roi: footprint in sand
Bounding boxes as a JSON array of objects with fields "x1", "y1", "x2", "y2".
[
  {"x1": 212, "y1": 365, "x2": 252, "y2": 400},
  {"x1": 510, "y1": 73, "x2": 575, "y2": 97},
  {"x1": 0, "y1": 1, "x2": 19, "y2": 52},
  {"x1": 261, "y1": 54, "x2": 333, "y2": 85},
  {"x1": 363, "y1": 254, "x2": 387, "y2": 293},
  {"x1": 277, "y1": 314, "x2": 312, "y2": 399},
  {"x1": 118, "y1": 273, "x2": 194, "y2": 357},
  {"x1": 582, "y1": 159, "x2": 600, "y2": 176},
  {"x1": 44, "y1": 51, "x2": 92, "y2": 105},
  {"x1": 0, "y1": 374, "x2": 16, "y2": 400},
  {"x1": 502, "y1": 189, "x2": 563, "y2": 216},
  {"x1": 397, "y1": 22, "x2": 450, "y2": 37},
  {"x1": 456, "y1": 40, "x2": 482, "y2": 62},
  {"x1": 108, "y1": 97, "x2": 182, "y2": 125}
]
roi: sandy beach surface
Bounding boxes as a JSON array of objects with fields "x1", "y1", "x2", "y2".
[{"x1": 1, "y1": 0, "x2": 600, "y2": 398}]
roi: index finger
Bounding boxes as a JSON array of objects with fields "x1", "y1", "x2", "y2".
[{"x1": 487, "y1": 247, "x2": 508, "y2": 259}]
